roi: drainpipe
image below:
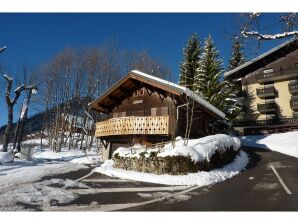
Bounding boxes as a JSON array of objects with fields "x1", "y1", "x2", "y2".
[{"x1": 176, "y1": 103, "x2": 189, "y2": 137}]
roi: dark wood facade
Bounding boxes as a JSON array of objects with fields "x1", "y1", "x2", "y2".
[{"x1": 89, "y1": 70, "x2": 225, "y2": 159}]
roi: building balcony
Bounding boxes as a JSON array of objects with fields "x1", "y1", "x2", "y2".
[
  {"x1": 257, "y1": 101, "x2": 277, "y2": 113},
  {"x1": 256, "y1": 67, "x2": 298, "y2": 84},
  {"x1": 233, "y1": 117, "x2": 298, "y2": 127},
  {"x1": 256, "y1": 86, "x2": 276, "y2": 98},
  {"x1": 290, "y1": 97, "x2": 298, "y2": 111},
  {"x1": 95, "y1": 116, "x2": 170, "y2": 137},
  {"x1": 289, "y1": 80, "x2": 298, "y2": 95}
]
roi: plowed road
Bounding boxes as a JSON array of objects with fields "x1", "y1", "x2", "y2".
[{"x1": 34, "y1": 148, "x2": 298, "y2": 211}]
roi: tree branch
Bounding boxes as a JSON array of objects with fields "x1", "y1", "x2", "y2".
[
  {"x1": 241, "y1": 29, "x2": 298, "y2": 40},
  {"x1": 12, "y1": 85, "x2": 37, "y2": 105}
]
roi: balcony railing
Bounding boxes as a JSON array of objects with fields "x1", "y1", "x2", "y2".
[
  {"x1": 256, "y1": 86, "x2": 276, "y2": 98},
  {"x1": 257, "y1": 101, "x2": 277, "y2": 113},
  {"x1": 290, "y1": 97, "x2": 298, "y2": 111},
  {"x1": 233, "y1": 117, "x2": 298, "y2": 127},
  {"x1": 289, "y1": 81, "x2": 298, "y2": 95},
  {"x1": 256, "y1": 67, "x2": 298, "y2": 84},
  {"x1": 95, "y1": 116, "x2": 170, "y2": 137}
]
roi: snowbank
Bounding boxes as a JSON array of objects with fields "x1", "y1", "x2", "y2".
[
  {"x1": 94, "y1": 150, "x2": 248, "y2": 186},
  {"x1": 159, "y1": 134, "x2": 241, "y2": 163},
  {"x1": 0, "y1": 151, "x2": 14, "y2": 164},
  {"x1": 33, "y1": 148, "x2": 101, "y2": 165},
  {"x1": 240, "y1": 131, "x2": 298, "y2": 158},
  {"x1": 113, "y1": 134, "x2": 241, "y2": 163}
]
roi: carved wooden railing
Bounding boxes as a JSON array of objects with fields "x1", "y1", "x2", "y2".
[{"x1": 95, "y1": 116, "x2": 170, "y2": 137}]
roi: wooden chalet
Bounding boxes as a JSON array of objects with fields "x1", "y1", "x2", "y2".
[{"x1": 89, "y1": 70, "x2": 225, "y2": 160}]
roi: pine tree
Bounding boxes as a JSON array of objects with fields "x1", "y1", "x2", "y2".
[
  {"x1": 224, "y1": 37, "x2": 246, "y2": 121},
  {"x1": 194, "y1": 35, "x2": 239, "y2": 121},
  {"x1": 194, "y1": 35, "x2": 224, "y2": 109},
  {"x1": 228, "y1": 38, "x2": 245, "y2": 71},
  {"x1": 179, "y1": 34, "x2": 202, "y2": 90}
]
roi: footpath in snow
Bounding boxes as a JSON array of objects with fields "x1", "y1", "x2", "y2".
[
  {"x1": 240, "y1": 131, "x2": 298, "y2": 159},
  {"x1": 95, "y1": 134, "x2": 249, "y2": 186}
]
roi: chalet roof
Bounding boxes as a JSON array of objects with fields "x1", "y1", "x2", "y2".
[
  {"x1": 89, "y1": 70, "x2": 225, "y2": 119},
  {"x1": 224, "y1": 37, "x2": 298, "y2": 80}
]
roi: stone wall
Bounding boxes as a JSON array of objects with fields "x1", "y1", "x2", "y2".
[{"x1": 113, "y1": 148, "x2": 239, "y2": 175}]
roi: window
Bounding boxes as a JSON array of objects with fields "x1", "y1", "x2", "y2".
[
  {"x1": 150, "y1": 107, "x2": 168, "y2": 116},
  {"x1": 161, "y1": 107, "x2": 168, "y2": 115}
]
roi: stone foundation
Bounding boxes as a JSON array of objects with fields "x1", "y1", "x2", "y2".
[{"x1": 113, "y1": 147, "x2": 239, "y2": 175}]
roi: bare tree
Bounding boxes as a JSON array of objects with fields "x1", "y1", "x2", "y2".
[{"x1": 1, "y1": 74, "x2": 36, "y2": 152}]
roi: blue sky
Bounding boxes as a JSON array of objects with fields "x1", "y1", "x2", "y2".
[{"x1": 0, "y1": 13, "x2": 286, "y2": 126}]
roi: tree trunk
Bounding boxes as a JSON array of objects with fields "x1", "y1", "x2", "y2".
[{"x1": 2, "y1": 106, "x2": 13, "y2": 152}]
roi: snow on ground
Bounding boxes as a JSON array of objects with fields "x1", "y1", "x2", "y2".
[
  {"x1": 113, "y1": 134, "x2": 241, "y2": 163},
  {"x1": 0, "y1": 137, "x2": 102, "y2": 210},
  {"x1": 33, "y1": 147, "x2": 101, "y2": 165},
  {"x1": 0, "y1": 178, "x2": 90, "y2": 211},
  {"x1": 159, "y1": 134, "x2": 241, "y2": 163},
  {"x1": 240, "y1": 131, "x2": 298, "y2": 158},
  {"x1": 94, "y1": 150, "x2": 248, "y2": 186},
  {"x1": 0, "y1": 150, "x2": 14, "y2": 164}
]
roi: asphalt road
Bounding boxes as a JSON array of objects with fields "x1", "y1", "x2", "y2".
[
  {"x1": 122, "y1": 147, "x2": 298, "y2": 211},
  {"x1": 38, "y1": 147, "x2": 298, "y2": 211}
]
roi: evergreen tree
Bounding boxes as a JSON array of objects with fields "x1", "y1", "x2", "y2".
[
  {"x1": 194, "y1": 35, "x2": 224, "y2": 108},
  {"x1": 225, "y1": 37, "x2": 246, "y2": 120},
  {"x1": 179, "y1": 34, "x2": 202, "y2": 90},
  {"x1": 228, "y1": 38, "x2": 246, "y2": 71},
  {"x1": 194, "y1": 35, "x2": 239, "y2": 121}
]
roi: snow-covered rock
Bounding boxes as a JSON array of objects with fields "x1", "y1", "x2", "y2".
[{"x1": 240, "y1": 131, "x2": 298, "y2": 158}]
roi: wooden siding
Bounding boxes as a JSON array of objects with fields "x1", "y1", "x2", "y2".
[{"x1": 95, "y1": 116, "x2": 170, "y2": 137}]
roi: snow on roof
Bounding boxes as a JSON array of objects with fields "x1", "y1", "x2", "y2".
[
  {"x1": 130, "y1": 70, "x2": 225, "y2": 119},
  {"x1": 224, "y1": 37, "x2": 297, "y2": 78}
]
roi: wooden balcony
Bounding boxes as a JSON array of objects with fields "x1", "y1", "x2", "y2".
[
  {"x1": 289, "y1": 80, "x2": 298, "y2": 95},
  {"x1": 256, "y1": 67, "x2": 298, "y2": 84},
  {"x1": 257, "y1": 101, "x2": 277, "y2": 113},
  {"x1": 290, "y1": 97, "x2": 298, "y2": 111},
  {"x1": 95, "y1": 116, "x2": 170, "y2": 137},
  {"x1": 256, "y1": 86, "x2": 276, "y2": 98}
]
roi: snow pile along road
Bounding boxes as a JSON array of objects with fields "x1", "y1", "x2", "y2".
[
  {"x1": 94, "y1": 151, "x2": 248, "y2": 186},
  {"x1": 240, "y1": 131, "x2": 298, "y2": 158},
  {"x1": 159, "y1": 134, "x2": 241, "y2": 163}
]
